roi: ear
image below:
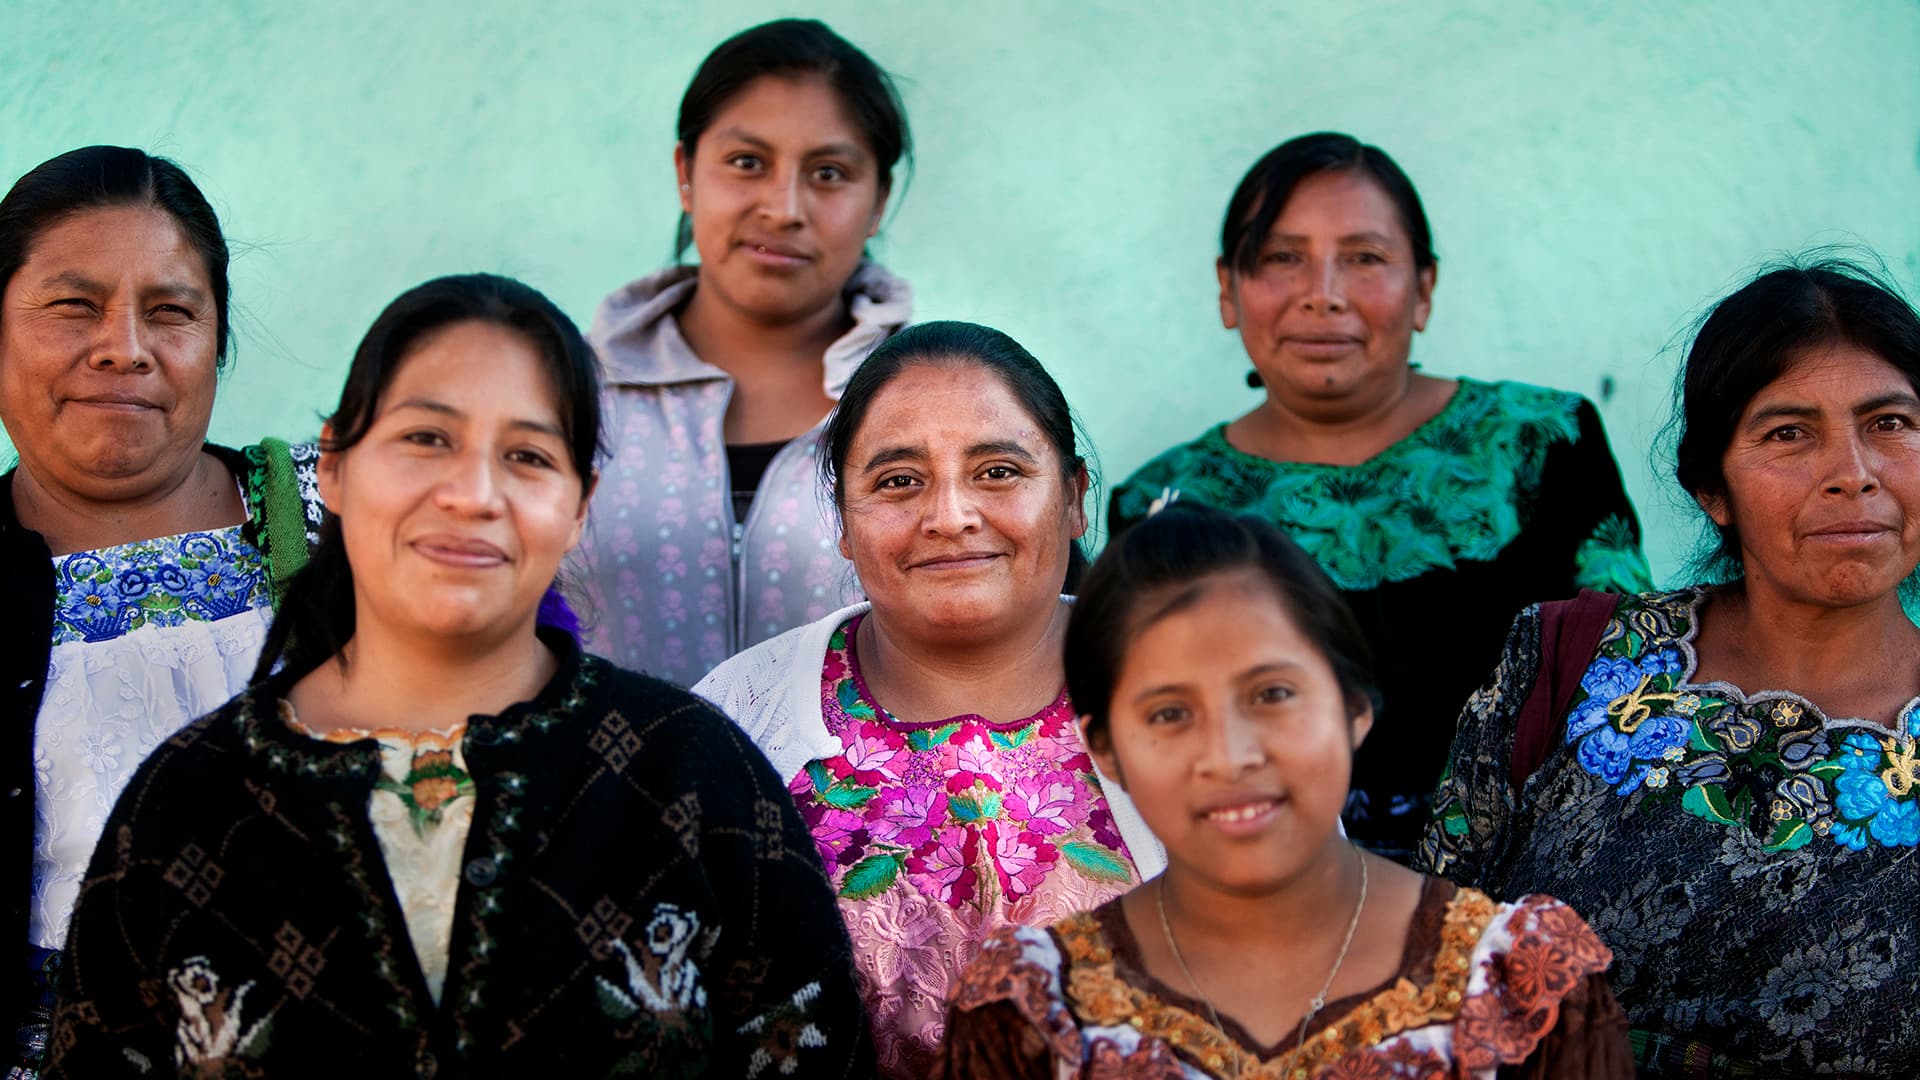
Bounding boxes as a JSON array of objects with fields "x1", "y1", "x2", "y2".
[
  {"x1": 837, "y1": 526, "x2": 852, "y2": 563},
  {"x1": 1216, "y1": 258, "x2": 1239, "y2": 331},
  {"x1": 1697, "y1": 488, "x2": 1731, "y2": 528},
  {"x1": 1078, "y1": 714, "x2": 1126, "y2": 791},
  {"x1": 674, "y1": 144, "x2": 693, "y2": 214},
  {"x1": 1348, "y1": 700, "x2": 1375, "y2": 752},
  {"x1": 564, "y1": 470, "x2": 600, "y2": 551},
  {"x1": 868, "y1": 180, "x2": 891, "y2": 238},
  {"x1": 1067, "y1": 462, "x2": 1091, "y2": 541},
  {"x1": 1410, "y1": 263, "x2": 1437, "y2": 333},
  {"x1": 316, "y1": 422, "x2": 343, "y2": 513}
]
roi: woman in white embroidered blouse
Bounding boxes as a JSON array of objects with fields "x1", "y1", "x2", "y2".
[
  {"x1": 0, "y1": 146, "x2": 322, "y2": 1076},
  {"x1": 696, "y1": 321, "x2": 1167, "y2": 1079}
]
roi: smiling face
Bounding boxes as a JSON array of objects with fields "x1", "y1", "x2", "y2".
[
  {"x1": 1088, "y1": 568, "x2": 1369, "y2": 895},
  {"x1": 1217, "y1": 169, "x2": 1434, "y2": 411},
  {"x1": 318, "y1": 320, "x2": 591, "y2": 649},
  {"x1": 836, "y1": 361, "x2": 1088, "y2": 646},
  {"x1": 0, "y1": 204, "x2": 221, "y2": 502},
  {"x1": 1705, "y1": 342, "x2": 1920, "y2": 610},
  {"x1": 675, "y1": 73, "x2": 888, "y2": 326}
]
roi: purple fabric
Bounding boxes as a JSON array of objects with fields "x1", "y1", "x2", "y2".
[{"x1": 537, "y1": 586, "x2": 582, "y2": 642}]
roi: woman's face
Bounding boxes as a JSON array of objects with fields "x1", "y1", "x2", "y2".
[
  {"x1": 1706, "y1": 343, "x2": 1920, "y2": 609},
  {"x1": 676, "y1": 74, "x2": 888, "y2": 326},
  {"x1": 318, "y1": 321, "x2": 591, "y2": 649},
  {"x1": 836, "y1": 362, "x2": 1087, "y2": 646},
  {"x1": 1087, "y1": 570, "x2": 1367, "y2": 895},
  {"x1": 0, "y1": 205, "x2": 221, "y2": 502},
  {"x1": 1217, "y1": 170, "x2": 1434, "y2": 409}
]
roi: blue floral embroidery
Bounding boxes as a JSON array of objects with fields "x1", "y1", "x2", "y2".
[
  {"x1": 1562, "y1": 590, "x2": 1920, "y2": 852},
  {"x1": 51, "y1": 527, "x2": 269, "y2": 645}
]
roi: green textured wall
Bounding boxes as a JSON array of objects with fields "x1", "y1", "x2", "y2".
[{"x1": 5, "y1": 1, "x2": 1919, "y2": 583}]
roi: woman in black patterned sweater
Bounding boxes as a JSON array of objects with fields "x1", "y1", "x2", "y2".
[{"x1": 46, "y1": 274, "x2": 874, "y2": 1077}]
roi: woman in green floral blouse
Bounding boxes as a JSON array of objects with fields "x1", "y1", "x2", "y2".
[
  {"x1": 1419, "y1": 257, "x2": 1920, "y2": 1076},
  {"x1": 1109, "y1": 133, "x2": 1650, "y2": 860}
]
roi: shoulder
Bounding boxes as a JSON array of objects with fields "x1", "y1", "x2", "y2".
[
  {"x1": 88, "y1": 691, "x2": 285, "y2": 862},
  {"x1": 1118, "y1": 425, "x2": 1238, "y2": 484},
  {"x1": 1111, "y1": 425, "x2": 1247, "y2": 523},
  {"x1": 1449, "y1": 378, "x2": 1588, "y2": 441},
  {"x1": 695, "y1": 604, "x2": 860, "y2": 724}
]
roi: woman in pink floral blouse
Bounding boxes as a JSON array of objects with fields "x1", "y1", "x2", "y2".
[{"x1": 697, "y1": 321, "x2": 1165, "y2": 1078}]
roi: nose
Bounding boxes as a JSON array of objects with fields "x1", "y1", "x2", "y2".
[
  {"x1": 1823, "y1": 430, "x2": 1880, "y2": 496},
  {"x1": 1299, "y1": 254, "x2": 1348, "y2": 314},
  {"x1": 435, "y1": 446, "x2": 507, "y2": 518},
  {"x1": 759, "y1": 164, "x2": 804, "y2": 227},
  {"x1": 1195, "y1": 708, "x2": 1267, "y2": 781},
  {"x1": 921, "y1": 478, "x2": 982, "y2": 537},
  {"x1": 85, "y1": 305, "x2": 155, "y2": 373}
]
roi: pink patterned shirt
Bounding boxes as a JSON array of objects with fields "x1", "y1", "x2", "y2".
[{"x1": 790, "y1": 615, "x2": 1140, "y2": 1078}]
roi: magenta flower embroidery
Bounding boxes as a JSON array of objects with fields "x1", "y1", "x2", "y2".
[
  {"x1": 869, "y1": 785, "x2": 944, "y2": 851},
  {"x1": 840, "y1": 725, "x2": 907, "y2": 784},
  {"x1": 1006, "y1": 771, "x2": 1090, "y2": 836},
  {"x1": 905, "y1": 827, "x2": 977, "y2": 906},
  {"x1": 989, "y1": 825, "x2": 1057, "y2": 899}
]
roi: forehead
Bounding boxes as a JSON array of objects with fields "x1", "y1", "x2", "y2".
[
  {"x1": 14, "y1": 204, "x2": 208, "y2": 289},
  {"x1": 701, "y1": 73, "x2": 870, "y2": 155},
  {"x1": 1118, "y1": 570, "x2": 1325, "y2": 678},
  {"x1": 1743, "y1": 342, "x2": 1916, "y2": 413},
  {"x1": 849, "y1": 362, "x2": 1044, "y2": 452},
  {"x1": 384, "y1": 320, "x2": 564, "y2": 418},
  {"x1": 1267, "y1": 169, "x2": 1408, "y2": 242}
]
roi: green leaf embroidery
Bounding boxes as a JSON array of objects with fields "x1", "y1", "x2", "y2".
[
  {"x1": 908, "y1": 722, "x2": 963, "y2": 751},
  {"x1": 596, "y1": 978, "x2": 640, "y2": 1020},
  {"x1": 805, "y1": 761, "x2": 834, "y2": 795},
  {"x1": 819, "y1": 782, "x2": 878, "y2": 810},
  {"x1": 948, "y1": 788, "x2": 1003, "y2": 823},
  {"x1": 989, "y1": 726, "x2": 1036, "y2": 751},
  {"x1": 1763, "y1": 819, "x2": 1813, "y2": 852},
  {"x1": 838, "y1": 852, "x2": 904, "y2": 900},
  {"x1": 1682, "y1": 783, "x2": 1738, "y2": 825},
  {"x1": 1059, "y1": 840, "x2": 1132, "y2": 884},
  {"x1": 836, "y1": 679, "x2": 877, "y2": 722},
  {"x1": 1687, "y1": 723, "x2": 1723, "y2": 753},
  {"x1": 1808, "y1": 761, "x2": 1847, "y2": 782},
  {"x1": 1442, "y1": 807, "x2": 1469, "y2": 837}
]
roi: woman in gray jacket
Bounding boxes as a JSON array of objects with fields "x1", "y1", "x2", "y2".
[{"x1": 583, "y1": 18, "x2": 913, "y2": 686}]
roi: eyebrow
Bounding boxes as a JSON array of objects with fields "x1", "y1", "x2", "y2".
[
  {"x1": 40, "y1": 270, "x2": 208, "y2": 305},
  {"x1": 1745, "y1": 391, "x2": 1920, "y2": 428},
  {"x1": 712, "y1": 128, "x2": 867, "y2": 161},
  {"x1": 859, "y1": 440, "x2": 1040, "y2": 472},
  {"x1": 1266, "y1": 231, "x2": 1396, "y2": 246},
  {"x1": 1127, "y1": 661, "x2": 1306, "y2": 706},
  {"x1": 388, "y1": 398, "x2": 565, "y2": 438}
]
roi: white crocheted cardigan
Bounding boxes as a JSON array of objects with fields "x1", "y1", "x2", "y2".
[{"x1": 693, "y1": 601, "x2": 1168, "y2": 879}]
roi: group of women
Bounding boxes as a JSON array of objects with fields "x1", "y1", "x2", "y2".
[{"x1": 1, "y1": 15, "x2": 1914, "y2": 1080}]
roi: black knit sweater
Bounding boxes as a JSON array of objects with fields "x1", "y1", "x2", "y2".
[{"x1": 47, "y1": 635, "x2": 875, "y2": 1077}]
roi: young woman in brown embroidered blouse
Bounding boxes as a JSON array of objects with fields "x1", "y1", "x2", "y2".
[
  {"x1": 47, "y1": 275, "x2": 873, "y2": 1076},
  {"x1": 942, "y1": 503, "x2": 1630, "y2": 1079}
]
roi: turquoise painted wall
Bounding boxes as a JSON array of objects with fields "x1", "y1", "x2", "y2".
[{"x1": 5, "y1": 1, "x2": 1919, "y2": 582}]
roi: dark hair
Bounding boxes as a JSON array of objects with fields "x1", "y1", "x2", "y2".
[
  {"x1": 254, "y1": 273, "x2": 604, "y2": 680},
  {"x1": 1067, "y1": 502, "x2": 1380, "y2": 747},
  {"x1": 0, "y1": 145, "x2": 232, "y2": 364},
  {"x1": 1219, "y1": 132, "x2": 1435, "y2": 278},
  {"x1": 821, "y1": 320, "x2": 1093, "y2": 588},
  {"x1": 1673, "y1": 256, "x2": 1920, "y2": 581},
  {"x1": 673, "y1": 18, "x2": 911, "y2": 260}
]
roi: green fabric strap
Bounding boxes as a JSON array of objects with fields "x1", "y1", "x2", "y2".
[{"x1": 257, "y1": 437, "x2": 310, "y2": 597}]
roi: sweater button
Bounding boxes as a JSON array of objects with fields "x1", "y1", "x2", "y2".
[{"x1": 463, "y1": 857, "x2": 498, "y2": 887}]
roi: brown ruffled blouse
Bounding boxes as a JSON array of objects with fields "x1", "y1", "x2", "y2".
[{"x1": 940, "y1": 877, "x2": 1629, "y2": 1079}]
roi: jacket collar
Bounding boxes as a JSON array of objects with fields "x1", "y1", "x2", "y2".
[{"x1": 590, "y1": 261, "x2": 912, "y2": 395}]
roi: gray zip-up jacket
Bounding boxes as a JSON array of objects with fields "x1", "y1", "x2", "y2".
[{"x1": 579, "y1": 261, "x2": 912, "y2": 686}]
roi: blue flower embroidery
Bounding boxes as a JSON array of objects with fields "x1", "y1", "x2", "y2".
[
  {"x1": 51, "y1": 528, "x2": 269, "y2": 645},
  {"x1": 1564, "y1": 649, "x2": 1686, "y2": 743}
]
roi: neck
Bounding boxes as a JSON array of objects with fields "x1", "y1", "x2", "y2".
[
  {"x1": 676, "y1": 276, "x2": 850, "y2": 382},
  {"x1": 856, "y1": 601, "x2": 1069, "y2": 725},
  {"x1": 1159, "y1": 834, "x2": 1363, "y2": 951},
  {"x1": 1702, "y1": 581, "x2": 1920, "y2": 719},
  {"x1": 12, "y1": 449, "x2": 242, "y2": 556},
  {"x1": 292, "y1": 614, "x2": 557, "y2": 735},
  {"x1": 1235, "y1": 369, "x2": 1446, "y2": 466}
]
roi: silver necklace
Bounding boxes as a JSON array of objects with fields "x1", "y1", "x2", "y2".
[{"x1": 1155, "y1": 851, "x2": 1369, "y2": 1078}]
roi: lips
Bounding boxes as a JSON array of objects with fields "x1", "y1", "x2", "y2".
[
  {"x1": 1806, "y1": 520, "x2": 1898, "y2": 542},
  {"x1": 740, "y1": 238, "x2": 813, "y2": 266},
  {"x1": 69, "y1": 392, "x2": 162, "y2": 411},
  {"x1": 1195, "y1": 792, "x2": 1286, "y2": 827},
  {"x1": 909, "y1": 549, "x2": 1004, "y2": 570},
  {"x1": 412, "y1": 535, "x2": 509, "y2": 569}
]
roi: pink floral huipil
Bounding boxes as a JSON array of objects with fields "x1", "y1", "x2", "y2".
[{"x1": 790, "y1": 615, "x2": 1139, "y2": 1078}]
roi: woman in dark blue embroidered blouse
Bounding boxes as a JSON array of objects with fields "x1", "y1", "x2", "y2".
[
  {"x1": 46, "y1": 274, "x2": 872, "y2": 1076},
  {"x1": 1110, "y1": 133, "x2": 1651, "y2": 860},
  {"x1": 1420, "y1": 258, "x2": 1920, "y2": 1076}
]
